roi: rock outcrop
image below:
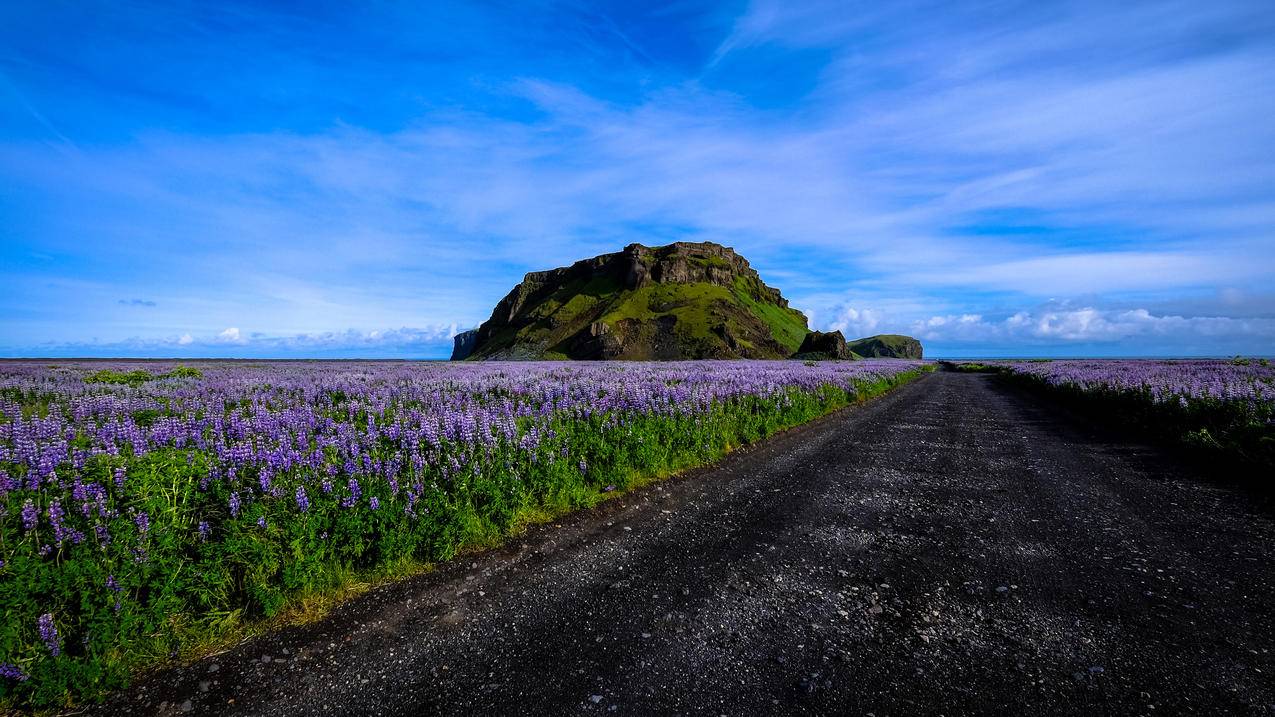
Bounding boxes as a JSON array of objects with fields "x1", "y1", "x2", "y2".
[
  {"x1": 459, "y1": 242, "x2": 810, "y2": 360},
  {"x1": 792, "y1": 330, "x2": 852, "y2": 360}
]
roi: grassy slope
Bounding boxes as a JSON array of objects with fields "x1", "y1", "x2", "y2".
[{"x1": 730, "y1": 276, "x2": 809, "y2": 353}]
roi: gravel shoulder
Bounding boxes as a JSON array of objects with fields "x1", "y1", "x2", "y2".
[{"x1": 91, "y1": 371, "x2": 1275, "y2": 716}]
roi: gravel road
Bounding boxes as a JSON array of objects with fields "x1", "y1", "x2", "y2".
[{"x1": 93, "y1": 371, "x2": 1275, "y2": 716}]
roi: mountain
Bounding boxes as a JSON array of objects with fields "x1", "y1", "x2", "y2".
[
  {"x1": 846, "y1": 334, "x2": 924, "y2": 359},
  {"x1": 453, "y1": 242, "x2": 811, "y2": 360}
]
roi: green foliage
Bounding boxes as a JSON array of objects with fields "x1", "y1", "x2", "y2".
[
  {"x1": 83, "y1": 366, "x2": 203, "y2": 386},
  {"x1": 164, "y1": 366, "x2": 203, "y2": 379},
  {"x1": 0, "y1": 369, "x2": 925, "y2": 709},
  {"x1": 84, "y1": 369, "x2": 155, "y2": 386}
]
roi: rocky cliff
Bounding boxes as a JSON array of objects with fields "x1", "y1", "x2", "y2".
[
  {"x1": 460, "y1": 242, "x2": 811, "y2": 360},
  {"x1": 451, "y1": 329, "x2": 478, "y2": 361}
]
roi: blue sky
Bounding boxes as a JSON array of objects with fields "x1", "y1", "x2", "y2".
[{"x1": 2, "y1": 0, "x2": 1273, "y2": 358}]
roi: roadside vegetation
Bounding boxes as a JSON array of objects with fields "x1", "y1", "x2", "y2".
[
  {"x1": 0, "y1": 359, "x2": 927, "y2": 708},
  {"x1": 947, "y1": 359, "x2": 1275, "y2": 474}
]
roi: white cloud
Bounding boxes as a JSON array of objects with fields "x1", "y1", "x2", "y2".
[
  {"x1": 216, "y1": 327, "x2": 244, "y2": 344},
  {"x1": 177, "y1": 333, "x2": 193, "y2": 345},
  {"x1": 825, "y1": 306, "x2": 881, "y2": 338},
  {"x1": 907, "y1": 307, "x2": 1275, "y2": 345}
]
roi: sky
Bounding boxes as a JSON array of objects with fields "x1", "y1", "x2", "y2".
[{"x1": 2, "y1": 0, "x2": 1273, "y2": 359}]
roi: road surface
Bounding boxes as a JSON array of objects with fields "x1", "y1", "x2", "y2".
[{"x1": 95, "y1": 371, "x2": 1275, "y2": 715}]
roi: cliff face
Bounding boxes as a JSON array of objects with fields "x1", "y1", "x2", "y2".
[
  {"x1": 450, "y1": 329, "x2": 478, "y2": 360},
  {"x1": 462, "y1": 242, "x2": 810, "y2": 360}
]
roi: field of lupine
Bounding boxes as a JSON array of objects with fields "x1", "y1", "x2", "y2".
[
  {"x1": 0, "y1": 358, "x2": 925, "y2": 708},
  {"x1": 959, "y1": 358, "x2": 1275, "y2": 470}
]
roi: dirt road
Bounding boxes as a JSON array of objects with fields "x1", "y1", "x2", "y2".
[{"x1": 95, "y1": 371, "x2": 1275, "y2": 715}]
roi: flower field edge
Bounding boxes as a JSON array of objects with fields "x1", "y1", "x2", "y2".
[
  {"x1": 945, "y1": 360, "x2": 1275, "y2": 474},
  {"x1": 0, "y1": 361, "x2": 928, "y2": 709}
]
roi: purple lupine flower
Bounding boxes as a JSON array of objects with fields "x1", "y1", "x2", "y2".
[
  {"x1": 38, "y1": 613, "x2": 60, "y2": 657},
  {"x1": 113, "y1": 466, "x2": 126, "y2": 488},
  {"x1": 0, "y1": 663, "x2": 28, "y2": 682},
  {"x1": 48, "y1": 500, "x2": 67, "y2": 544},
  {"x1": 256, "y1": 515, "x2": 267, "y2": 529},
  {"x1": 229, "y1": 491, "x2": 241, "y2": 518},
  {"x1": 295, "y1": 486, "x2": 310, "y2": 512},
  {"x1": 134, "y1": 511, "x2": 149, "y2": 536},
  {"x1": 106, "y1": 574, "x2": 121, "y2": 592},
  {"x1": 21, "y1": 499, "x2": 38, "y2": 531},
  {"x1": 197, "y1": 520, "x2": 210, "y2": 541},
  {"x1": 95, "y1": 523, "x2": 111, "y2": 546},
  {"x1": 340, "y1": 478, "x2": 361, "y2": 508},
  {"x1": 369, "y1": 496, "x2": 380, "y2": 510}
]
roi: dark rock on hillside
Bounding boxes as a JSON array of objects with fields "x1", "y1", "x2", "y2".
[
  {"x1": 459, "y1": 242, "x2": 810, "y2": 360},
  {"x1": 846, "y1": 334, "x2": 924, "y2": 359},
  {"x1": 451, "y1": 329, "x2": 478, "y2": 361},
  {"x1": 792, "y1": 330, "x2": 852, "y2": 360}
]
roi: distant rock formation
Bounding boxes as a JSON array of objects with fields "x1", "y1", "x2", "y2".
[
  {"x1": 459, "y1": 242, "x2": 810, "y2": 360},
  {"x1": 792, "y1": 330, "x2": 852, "y2": 360},
  {"x1": 845, "y1": 334, "x2": 924, "y2": 359}
]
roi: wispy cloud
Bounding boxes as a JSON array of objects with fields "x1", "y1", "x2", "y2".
[
  {"x1": 118, "y1": 298, "x2": 157, "y2": 307},
  {"x1": 1, "y1": 1, "x2": 1272, "y2": 357},
  {"x1": 3, "y1": 325, "x2": 459, "y2": 359}
]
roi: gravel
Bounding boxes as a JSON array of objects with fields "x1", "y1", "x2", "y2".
[{"x1": 89, "y1": 371, "x2": 1275, "y2": 716}]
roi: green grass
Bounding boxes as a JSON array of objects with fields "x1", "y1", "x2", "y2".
[{"x1": 83, "y1": 367, "x2": 204, "y2": 386}]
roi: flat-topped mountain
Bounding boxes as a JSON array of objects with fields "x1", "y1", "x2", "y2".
[
  {"x1": 454, "y1": 242, "x2": 809, "y2": 360},
  {"x1": 452, "y1": 242, "x2": 922, "y2": 361}
]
